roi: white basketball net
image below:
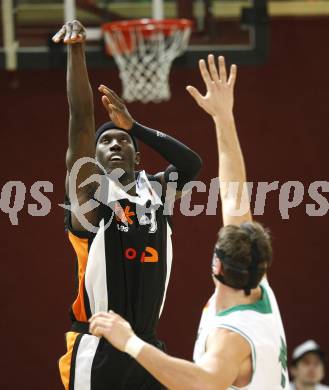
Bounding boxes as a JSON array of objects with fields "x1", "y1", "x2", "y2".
[{"x1": 104, "y1": 22, "x2": 192, "y2": 103}]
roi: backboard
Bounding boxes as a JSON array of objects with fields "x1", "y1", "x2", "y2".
[{"x1": 0, "y1": 0, "x2": 270, "y2": 70}]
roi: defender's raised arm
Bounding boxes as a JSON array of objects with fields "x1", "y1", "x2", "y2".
[{"x1": 187, "y1": 55, "x2": 252, "y2": 226}]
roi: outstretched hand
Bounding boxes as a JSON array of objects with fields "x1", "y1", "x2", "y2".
[
  {"x1": 98, "y1": 85, "x2": 134, "y2": 131},
  {"x1": 52, "y1": 20, "x2": 86, "y2": 44},
  {"x1": 89, "y1": 311, "x2": 134, "y2": 352},
  {"x1": 186, "y1": 55, "x2": 237, "y2": 119}
]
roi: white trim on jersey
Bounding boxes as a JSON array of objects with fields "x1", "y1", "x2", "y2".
[
  {"x1": 107, "y1": 170, "x2": 163, "y2": 206},
  {"x1": 84, "y1": 219, "x2": 108, "y2": 315},
  {"x1": 74, "y1": 334, "x2": 100, "y2": 390},
  {"x1": 159, "y1": 222, "x2": 173, "y2": 318}
]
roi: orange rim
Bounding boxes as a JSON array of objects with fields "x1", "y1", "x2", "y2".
[
  {"x1": 102, "y1": 18, "x2": 192, "y2": 56},
  {"x1": 102, "y1": 18, "x2": 193, "y2": 36}
]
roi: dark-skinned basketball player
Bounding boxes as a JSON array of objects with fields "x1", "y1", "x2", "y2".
[{"x1": 52, "y1": 20, "x2": 202, "y2": 390}]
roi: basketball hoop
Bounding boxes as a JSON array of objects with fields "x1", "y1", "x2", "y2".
[{"x1": 102, "y1": 19, "x2": 192, "y2": 103}]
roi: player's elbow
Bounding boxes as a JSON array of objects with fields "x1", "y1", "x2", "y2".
[
  {"x1": 179, "y1": 152, "x2": 203, "y2": 185},
  {"x1": 183, "y1": 148, "x2": 203, "y2": 179}
]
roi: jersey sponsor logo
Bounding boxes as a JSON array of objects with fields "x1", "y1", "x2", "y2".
[
  {"x1": 115, "y1": 204, "x2": 135, "y2": 225},
  {"x1": 125, "y1": 248, "x2": 137, "y2": 260},
  {"x1": 114, "y1": 201, "x2": 158, "y2": 234},
  {"x1": 124, "y1": 246, "x2": 159, "y2": 263},
  {"x1": 141, "y1": 246, "x2": 159, "y2": 262},
  {"x1": 117, "y1": 224, "x2": 129, "y2": 232}
]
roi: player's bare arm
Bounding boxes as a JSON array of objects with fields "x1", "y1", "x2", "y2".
[
  {"x1": 89, "y1": 311, "x2": 251, "y2": 390},
  {"x1": 53, "y1": 20, "x2": 99, "y2": 231},
  {"x1": 99, "y1": 84, "x2": 202, "y2": 202},
  {"x1": 187, "y1": 55, "x2": 252, "y2": 226}
]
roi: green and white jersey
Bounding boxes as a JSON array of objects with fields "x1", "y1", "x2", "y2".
[{"x1": 193, "y1": 278, "x2": 289, "y2": 390}]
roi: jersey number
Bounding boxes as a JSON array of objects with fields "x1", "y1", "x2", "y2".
[{"x1": 278, "y1": 337, "x2": 288, "y2": 388}]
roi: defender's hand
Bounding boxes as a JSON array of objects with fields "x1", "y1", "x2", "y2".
[
  {"x1": 89, "y1": 311, "x2": 134, "y2": 352},
  {"x1": 186, "y1": 55, "x2": 237, "y2": 118},
  {"x1": 52, "y1": 20, "x2": 86, "y2": 44},
  {"x1": 98, "y1": 85, "x2": 134, "y2": 130}
]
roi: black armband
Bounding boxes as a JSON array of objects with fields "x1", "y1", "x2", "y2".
[{"x1": 130, "y1": 121, "x2": 202, "y2": 190}]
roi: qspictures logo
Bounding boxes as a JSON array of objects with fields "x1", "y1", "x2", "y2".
[{"x1": 1, "y1": 157, "x2": 328, "y2": 229}]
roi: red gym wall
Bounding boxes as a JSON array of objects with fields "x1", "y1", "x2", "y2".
[{"x1": 1, "y1": 18, "x2": 328, "y2": 389}]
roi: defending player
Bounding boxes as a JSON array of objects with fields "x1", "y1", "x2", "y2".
[
  {"x1": 89, "y1": 55, "x2": 289, "y2": 390},
  {"x1": 52, "y1": 20, "x2": 202, "y2": 389}
]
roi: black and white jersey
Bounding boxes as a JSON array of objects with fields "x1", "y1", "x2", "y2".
[{"x1": 59, "y1": 170, "x2": 171, "y2": 390}]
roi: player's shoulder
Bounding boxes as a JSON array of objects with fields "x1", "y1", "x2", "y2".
[
  {"x1": 63, "y1": 195, "x2": 97, "y2": 239},
  {"x1": 209, "y1": 326, "x2": 244, "y2": 341},
  {"x1": 207, "y1": 326, "x2": 251, "y2": 360},
  {"x1": 136, "y1": 170, "x2": 168, "y2": 204},
  {"x1": 143, "y1": 171, "x2": 163, "y2": 185},
  {"x1": 135, "y1": 170, "x2": 165, "y2": 189}
]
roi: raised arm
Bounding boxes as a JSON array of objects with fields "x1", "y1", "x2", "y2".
[
  {"x1": 98, "y1": 85, "x2": 202, "y2": 200},
  {"x1": 53, "y1": 20, "x2": 99, "y2": 231},
  {"x1": 187, "y1": 55, "x2": 252, "y2": 226}
]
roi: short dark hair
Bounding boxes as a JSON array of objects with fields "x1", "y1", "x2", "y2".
[{"x1": 216, "y1": 222, "x2": 273, "y2": 292}]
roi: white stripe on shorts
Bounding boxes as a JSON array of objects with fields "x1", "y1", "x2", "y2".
[{"x1": 74, "y1": 334, "x2": 100, "y2": 390}]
